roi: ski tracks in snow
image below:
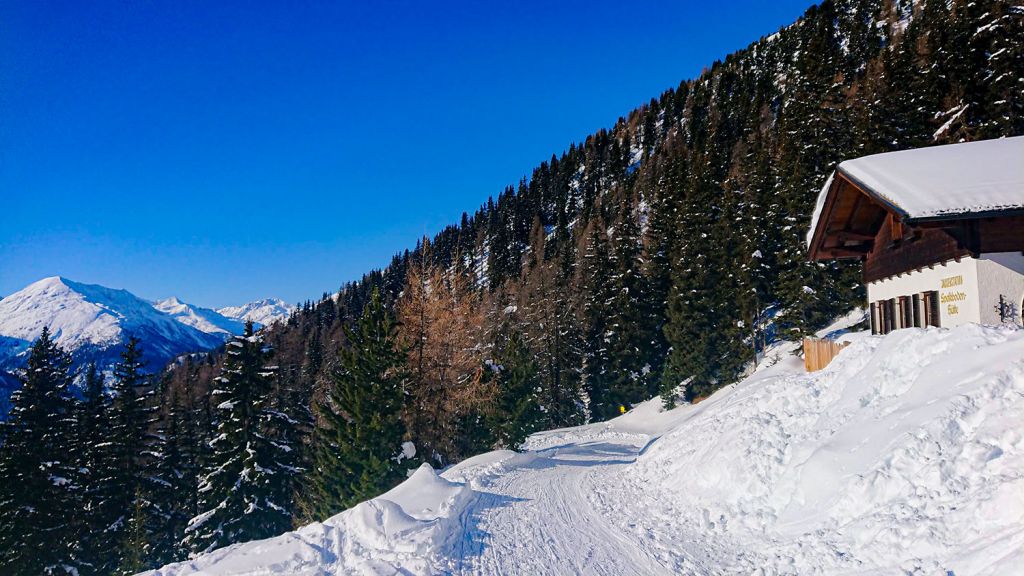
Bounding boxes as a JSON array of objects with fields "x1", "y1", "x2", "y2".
[{"x1": 447, "y1": 437, "x2": 680, "y2": 576}]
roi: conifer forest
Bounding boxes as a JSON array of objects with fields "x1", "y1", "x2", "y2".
[{"x1": 2, "y1": 0, "x2": 1022, "y2": 573}]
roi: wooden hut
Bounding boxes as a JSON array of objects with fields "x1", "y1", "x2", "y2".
[{"x1": 806, "y1": 137, "x2": 1024, "y2": 334}]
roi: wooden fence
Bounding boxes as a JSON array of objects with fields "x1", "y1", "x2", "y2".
[{"x1": 803, "y1": 337, "x2": 850, "y2": 372}]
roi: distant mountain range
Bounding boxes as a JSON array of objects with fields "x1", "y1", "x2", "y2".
[
  {"x1": 0, "y1": 276, "x2": 294, "y2": 412},
  {"x1": 217, "y1": 298, "x2": 295, "y2": 329}
]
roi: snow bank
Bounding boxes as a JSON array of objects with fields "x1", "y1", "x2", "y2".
[
  {"x1": 142, "y1": 463, "x2": 475, "y2": 575},
  {"x1": 613, "y1": 324, "x2": 1024, "y2": 574}
]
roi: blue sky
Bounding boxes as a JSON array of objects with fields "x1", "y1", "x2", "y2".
[{"x1": 1, "y1": 0, "x2": 813, "y2": 308}]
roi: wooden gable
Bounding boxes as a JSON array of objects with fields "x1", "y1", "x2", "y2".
[
  {"x1": 806, "y1": 173, "x2": 891, "y2": 261},
  {"x1": 809, "y1": 171, "x2": 1024, "y2": 283}
]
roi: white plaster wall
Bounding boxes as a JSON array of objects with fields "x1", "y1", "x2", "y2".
[
  {"x1": 976, "y1": 252, "x2": 1024, "y2": 327},
  {"x1": 866, "y1": 257, "x2": 981, "y2": 327}
]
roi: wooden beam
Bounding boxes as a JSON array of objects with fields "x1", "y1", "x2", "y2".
[
  {"x1": 842, "y1": 191, "x2": 863, "y2": 232},
  {"x1": 819, "y1": 247, "x2": 871, "y2": 259},
  {"x1": 808, "y1": 176, "x2": 843, "y2": 261},
  {"x1": 835, "y1": 230, "x2": 876, "y2": 243}
]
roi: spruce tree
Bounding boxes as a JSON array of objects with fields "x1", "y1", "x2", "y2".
[
  {"x1": 116, "y1": 488, "x2": 150, "y2": 575},
  {"x1": 74, "y1": 363, "x2": 121, "y2": 575},
  {"x1": 579, "y1": 221, "x2": 616, "y2": 420},
  {"x1": 0, "y1": 327, "x2": 78, "y2": 574},
  {"x1": 182, "y1": 323, "x2": 290, "y2": 555},
  {"x1": 487, "y1": 329, "x2": 545, "y2": 450},
  {"x1": 107, "y1": 336, "x2": 162, "y2": 570},
  {"x1": 605, "y1": 200, "x2": 657, "y2": 412},
  {"x1": 524, "y1": 253, "x2": 585, "y2": 428},
  {"x1": 145, "y1": 379, "x2": 194, "y2": 567},
  {"x1": 299, "y1": 288, "x2": 407, "y2": 521},
  {"x1": 264, "y1": 364, "x2": 309, "y2": 527}
]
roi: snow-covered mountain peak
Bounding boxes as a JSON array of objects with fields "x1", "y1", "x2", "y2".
[
  {"x1": 0, "y1": 276, "x2": 154, "y2": 352},
  {"x1": 0, "y1": 276, "x2": 295, "y2": 414},
  {"x1": 218, "y1": 298, "x2": 294, "y2": 328},
  {"x1": 153, "y1": 296, "x2": 246, "y2": 337},
  {"x1": 0, "y1": 277, "x2": 228, "y2": 380}
]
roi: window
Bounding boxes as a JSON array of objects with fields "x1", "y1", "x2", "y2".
[
  {"x1": 872, "y1": 292, "x2": 941, "y2": 335},
  {"x1": 900, "y1": 296, "x2": 913, "y2": 328},
  {"x1": 925, "y1": 291, "x2": 940, "y2": 327}
]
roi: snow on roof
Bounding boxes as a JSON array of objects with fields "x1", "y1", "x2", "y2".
[
  {"x1": 806, "y1": 174, "x2": 834, "y2": 248},
  {"x1": 807, "y1": 136, "x2": 1024, "y2": 247}
]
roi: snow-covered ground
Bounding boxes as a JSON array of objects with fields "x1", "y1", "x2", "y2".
[{"x1": 144, "y1": 322, "x2": 1024, "y2": 575}]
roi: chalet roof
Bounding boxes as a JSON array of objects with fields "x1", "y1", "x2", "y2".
[{"x1": 807, "y1": 136, "x2": 1024, "y2": 249}]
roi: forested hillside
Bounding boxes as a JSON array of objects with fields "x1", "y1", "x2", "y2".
[{"x1": 2, "y1": 0, "x2": 1022, "y2": 573}]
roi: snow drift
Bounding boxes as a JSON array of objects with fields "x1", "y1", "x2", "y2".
[{"x1": 144, "y1": 324, "x2": 1024, "y2": 575}]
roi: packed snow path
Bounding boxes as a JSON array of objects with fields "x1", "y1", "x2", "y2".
[
  {"x1": 453, "y1": 437, "x2": 673, "y2": 575},
  {"x1": 145, "y1": 321, "x2": 1024, "y2": 576}
]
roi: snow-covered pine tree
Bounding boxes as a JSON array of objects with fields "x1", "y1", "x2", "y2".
[
  {"x1": 605, "y1": 197, "x2": 658, "y2": 411},
  {"x1": 578, "y1": 219, "x2": 616, "y2": 420},
  {"x1": 772, "y1": 0, "x2": 863, "y2": 340},
  {"x1": 266, "y1": 363, "x2": 311, "y2": 528},
  {"x1": 181, "y1": 322, "x2": 290, "y2": 555},
  {"x1": 0, "y1": 327, "x2": 79, "y2": 575},
  {"x1": 660, "y1": 163, "x2": 726, "y2": 404},
  {"x1": 106, "y1": 337, "x2": 166, "y2": 570},
  {"x1": 298, "y1": 287, "x2": 407, "y2": 521},
  {"x1": 642, "y1": 149, "x2": 684, "y2": 387},
  {"x1": 116, "y1": 487, "x2": 150, "y2": 575},
  {"x1": 153, "y1": 356, "x2": 216, "y2": 563},
  {"x1": 144, "y1": 378, "x2": 195, "y2": 567},
  {"x1": 522, "y1": 239, "x2": 586, "y2": 428},
  {"x1": 73, "y1": 363, "x2": 122, "y2": 575}
]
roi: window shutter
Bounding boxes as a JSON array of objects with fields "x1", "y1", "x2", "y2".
[{"x1": 927, "y1": 291, "x2": 941, "y2": 327}]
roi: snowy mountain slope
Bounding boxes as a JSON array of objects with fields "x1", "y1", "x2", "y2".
[
  {"x1": 144, "y1": 323, "x2": 1024, "y2": 575},
  {"x1": 154, "y1": 297, "x2": 247, "y2": 337},
  {"x1": 0, "y1": 278, "x2": 234, "y2": 406},
  {"x1": 217, "y1": 298, "x2": 293, "y2": 328},
  {"x1": 0, "y1": 277, "x2": 225, "y2": 364},
  {"x1": 0, "y1": 277, "x2": 294, "y2": 412}
]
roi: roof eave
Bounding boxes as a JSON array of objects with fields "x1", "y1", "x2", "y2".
[
  {"x1": 908, "y1": 207, "x2": 1024, "y2": 225},
  {"x1": 807, "y1": 175, "x2": 839, "y2": 261},
  {"x1": 808, "y1": 169, "x2": 904, "y2": 261},
  {"x1": 834, "y1": 166, "x2": 910, "y2": 221}
]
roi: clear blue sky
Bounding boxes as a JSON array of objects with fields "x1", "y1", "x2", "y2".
[{"x1": 1, "y1": 0, "x2": 813, "y2": 308}]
